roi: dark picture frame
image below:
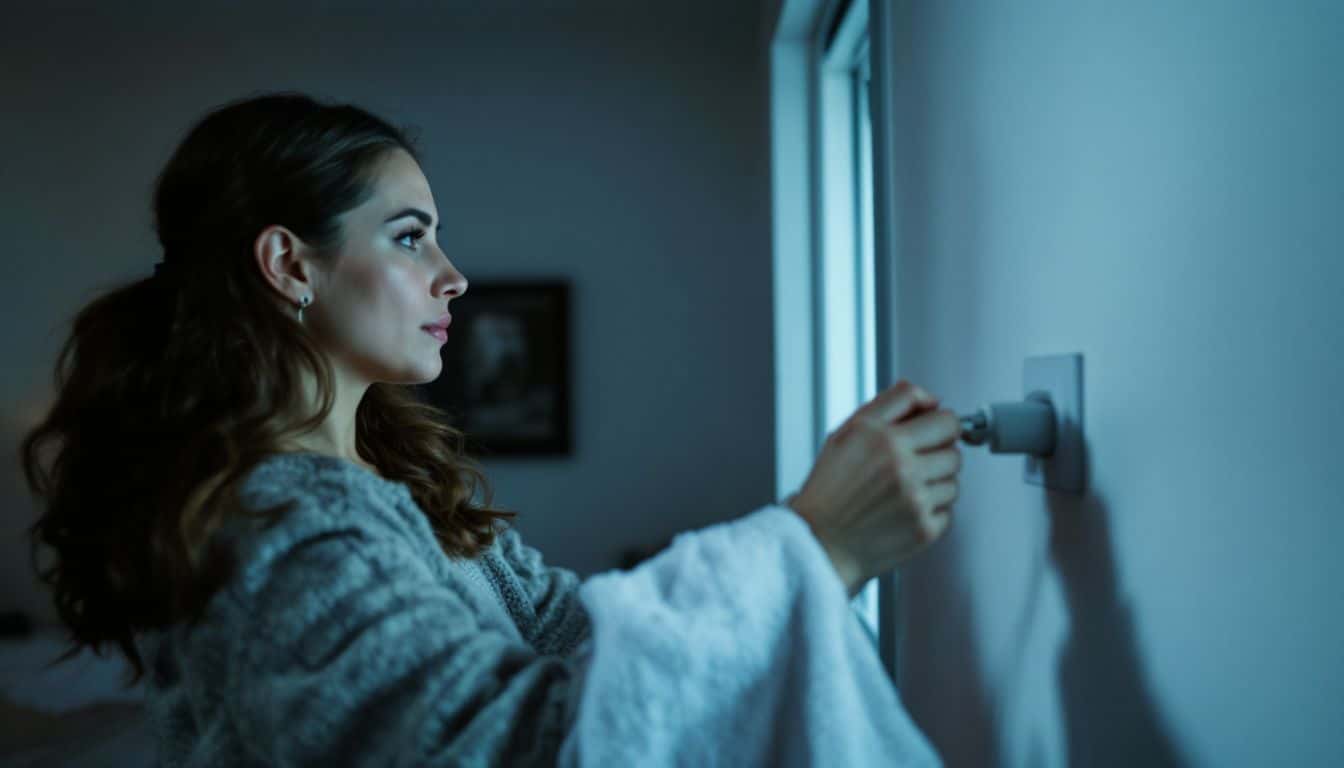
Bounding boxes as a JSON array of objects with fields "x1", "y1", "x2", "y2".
[{"x1": 416, "y1": 279, "x2": 572, "y2": 457}]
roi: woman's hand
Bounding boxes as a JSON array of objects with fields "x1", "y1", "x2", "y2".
[{"x1": 785, "y1": 380, "x2": 963, "y2": 596}]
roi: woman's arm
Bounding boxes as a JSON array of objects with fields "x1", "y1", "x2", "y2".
[
  {"x1": 556, "y1": 504, "x2": 941, "y2": 767},
  {"x1": 490, "y1": 526, "x2": 592, "y2": 657}
]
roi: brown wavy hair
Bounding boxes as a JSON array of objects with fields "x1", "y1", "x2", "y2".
[{"x1": 18, "y1": 91, "x2": 516, "y2": 683}]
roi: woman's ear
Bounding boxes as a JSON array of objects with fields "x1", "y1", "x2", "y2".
[{"x1": 253, "y1": 225, "x2": 314, "y2": 306}]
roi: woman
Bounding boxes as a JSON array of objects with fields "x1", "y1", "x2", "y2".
[{"x1": 20, "y1": 91, "x2": 963, "y2": 765}]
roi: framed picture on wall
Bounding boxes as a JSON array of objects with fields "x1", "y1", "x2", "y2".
[{"x1": 416, "y1": 279, "x2": 572, "y2": 457}]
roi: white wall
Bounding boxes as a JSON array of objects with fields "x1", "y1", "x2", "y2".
[
  {"x1": 880, "y1": 1, "x2": 1344, "y2": 765},
  {"x1": 0, "y1": 1, "x2": 774, "y2": 623}
]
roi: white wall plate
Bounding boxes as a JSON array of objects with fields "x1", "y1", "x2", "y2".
[{"x1": 1023, "y1": 353, "x2": 1086, "y2": 493}]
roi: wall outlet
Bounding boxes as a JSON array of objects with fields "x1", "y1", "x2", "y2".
[{"x1": 1023, "y1": 353, "x2": 1086, "y2": 493}]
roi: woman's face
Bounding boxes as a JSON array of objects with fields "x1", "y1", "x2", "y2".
[{"x1": 305, "y1": 148, "x2": 467, "y2": 386}]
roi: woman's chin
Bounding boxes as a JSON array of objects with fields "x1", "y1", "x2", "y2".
[{"x1": 408, "y1": 358, "x2": 444, "y2": 385}]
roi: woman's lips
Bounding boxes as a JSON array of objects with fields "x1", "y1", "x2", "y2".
[{"x1": 423, "y1": 313, "x2": 451, "y2": 342}]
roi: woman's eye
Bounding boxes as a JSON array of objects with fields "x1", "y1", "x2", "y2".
[{"x1": 396, "y1": 228, "x2": 426, "y2": 250}]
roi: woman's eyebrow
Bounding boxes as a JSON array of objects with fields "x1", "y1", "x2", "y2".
[{"x1": 384, "y1": 207, "x2": 443, "y2": 231}]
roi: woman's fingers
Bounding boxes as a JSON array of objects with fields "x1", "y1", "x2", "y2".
[
  {"x1": 923, "y1": 448, "x2": 963, "y2": 484},
  {"x1": 927, "y1": 478, "x2": 959, "y2": 510},
  {"x1": 895, "y1": 410, "x2": 962, "y2": 454},
  {"x1": 856, "y1": 380, "x2": 938, "y2": 425}
]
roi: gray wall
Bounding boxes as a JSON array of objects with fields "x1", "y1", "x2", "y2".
[
  {"x1": 880, "y1": 1, "x2": 1343, "y2": 766},
  {"x1": 0, "y1": 1, "x2": 774, "y2": 623}
]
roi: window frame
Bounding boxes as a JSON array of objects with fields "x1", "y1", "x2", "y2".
[{"x1": 769, "y1": 0, "x2": 904, "y2": 681}]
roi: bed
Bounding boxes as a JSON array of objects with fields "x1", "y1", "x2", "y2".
[{"x1": 0, "y1": 627, "x2": 154, "y2": 766}]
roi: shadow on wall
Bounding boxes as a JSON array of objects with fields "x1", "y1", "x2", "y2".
[
  {"x1": 914, "y1": 440, "x2": 1193, "y2": 767},
  {"x1": 898, "y1": 525, "x2": 1001, "y2": 766},
  {"x1": 1045, "y1": 475, "x2": 1188, "y2": 766}
]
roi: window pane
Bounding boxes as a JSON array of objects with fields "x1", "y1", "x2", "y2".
[{"x1": 854, "y1": 45, "x2": 880, "y2": 637}]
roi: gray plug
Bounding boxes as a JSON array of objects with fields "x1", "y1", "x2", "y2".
[{"x1": 958, "y1": 392, "x2": 1057, "y2": 457}]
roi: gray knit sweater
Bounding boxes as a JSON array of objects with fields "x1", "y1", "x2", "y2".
[{"x1": 134, "y1": 452, "x2": 593, "y2": 767}]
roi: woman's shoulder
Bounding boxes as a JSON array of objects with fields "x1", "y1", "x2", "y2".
[
  {"x1": 222, "y1": 452, "x2": 440, "y2": 589},
  {"x1": 238, "y1": 451, "x2": 411, "y2": 510}
]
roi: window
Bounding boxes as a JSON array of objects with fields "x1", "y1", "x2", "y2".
[
  {"x1": 817, "y1": 0, "x2": 879, "y2": 637},
  {"x1": 770, "y1": 0, "x2": 896, "y2": 674}
]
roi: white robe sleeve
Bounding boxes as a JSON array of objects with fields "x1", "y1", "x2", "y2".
[{"x1": 558, "y1": 504, "x2": 942, "y2": 767}]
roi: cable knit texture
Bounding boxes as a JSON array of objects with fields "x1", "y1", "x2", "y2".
[{"x1": 134, "y1": 452, "x2": 591, "y2": 767}]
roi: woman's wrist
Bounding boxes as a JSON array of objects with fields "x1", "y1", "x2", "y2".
[
  {"x1": 818, "y1": 537, "x2": 863, "y2": 599},
  {"x1": 783, "y1": 495, "x2": 862, "y2": 598}
]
